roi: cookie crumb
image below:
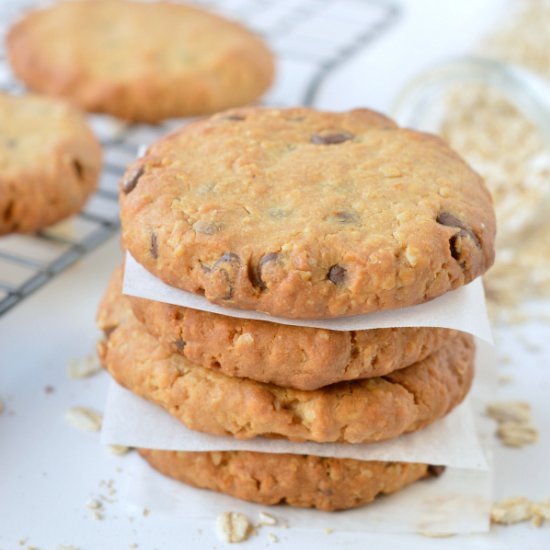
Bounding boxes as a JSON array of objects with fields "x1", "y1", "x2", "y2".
[
  {"x1": 216, "y1": 512, "x2": 252, "y2": 543},
  {"x1": 56, "y1": 546, "x2": 80, "y2": 550},
  {"x1": 143, "y1": 508, "x2": 150, "y2": 517},
  {"x1": 491, "y1": 497, "x2": 533, "y2": 525},
  {"x1": 324, "y1": 528, "x2": 333, "y2": 535},
  {"x1": 498, "y1": 374, "x2": 513, "y2": 385},
  {"x1": 108, "y1": 444, "x2": 132, "y2": 455},
  {"x1": 258, "y1": 511, "x2": 277, "y2": 526},
  {"x1": 268, "y1": 533, "x2": 278, "y2": 543},
  {"x1": 419, "y1": 531, "x2": 454, "y2": 538},
  {"x1": 64, "y1": 406, "x2": 102, "y2": 432},
  {"x1": 0, "y1": 397, "x2": 4, "y2": 414},
  {"x1": 128, "y1": 544, "x2": 138, "y2": 549},
  {"x1": 68, "y1": 354, "x2": 102, "y2": 379}
]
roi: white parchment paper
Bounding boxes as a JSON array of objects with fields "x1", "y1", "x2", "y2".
[
  {"x1": 123, "y1": 253, "x2": 493, "y2": 343},
  {"x1": 101, "y1": 383, "x2": 487, "y2": 469}
]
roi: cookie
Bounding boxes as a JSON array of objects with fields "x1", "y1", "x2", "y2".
[
  {"x1": 0, "y1": 92, "x2": 101, "y2": 235},
  {"x1": 111, "y1": 268, "x2": 459, "y2": 390},
  {"x1": 119, "y1": 107, "x2": 496, "y2": 319},
  {"x1": 97, "y1": 280, "x2": 475, "y2": 444},
  {"x1": 139, "y1": 449, "x2": 442, "y2": 511},
  {"x1": 7, "y1": 0, "x2": 274, "y2": 123}
]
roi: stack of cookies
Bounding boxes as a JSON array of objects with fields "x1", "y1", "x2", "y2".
[{"x1": 97, "y1": 107, "x2": 496, "y2": 511}]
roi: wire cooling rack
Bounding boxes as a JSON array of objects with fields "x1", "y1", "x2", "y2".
[{"x1": 0, "y1": 0, "x2": 400, "y2": 316}]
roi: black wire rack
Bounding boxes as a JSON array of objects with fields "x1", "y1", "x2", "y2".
[{"x1": 0, "y1": 0, "x2": 400, "y2": 316}]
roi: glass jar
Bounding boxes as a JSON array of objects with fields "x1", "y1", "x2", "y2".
[{"x1": 392, "y1": 55, "x2": 550, "y2": 246}]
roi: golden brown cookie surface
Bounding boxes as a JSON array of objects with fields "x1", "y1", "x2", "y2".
[
  {"x1": 140, "y1": 449, "x2": 439, "y2": 511},
  {"x1": 7, "y1": 0, "x2": 274, "y2": 122},
  {"x1": 97, "y1": 277, "x2": 475, "y2": 444},
  {"x1": 119, "y1": 107, "x2": 495, "y2": 318},
  {"x1": 106, "y1": 267, "x2": 460, "y2": 390},
  {"x1": 0, "y1": 92, "x2": 101, "y2": 235}
]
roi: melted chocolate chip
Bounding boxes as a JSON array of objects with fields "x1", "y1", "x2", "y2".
[
  {"x1": 311, "y1": 132, "x2": 354, "y2": 145},
  {"x1": 150, "y1": 232, "x2": 158, "y2": 259},
  {"x1": 436, "y1": 212, "x2": 481, "y2": 249},
  {"x1": 427, "y1": 465, "x2": 446, "y2": 478},
  {"x1": 72, "y1": 159, "x2": 84, "y2": 179},
  {"x1": 122, "y1": 165, "x2": 145, "y2": 194},
  {"x1": 3, "y1": 200, "x2": 14, "y2": 222},
  {"x1": 327, "y1": 264, "x2": 346, "y2": 285},
  {"x1": 223, "y1": 114, "x2": 245, "y2": 121},
  {"x1": 333, "y1": 210, "x2": 357, "y2": 224},
  {"x1": 250, "y1": 252, "x2": 280, "y2": 290},
  {"x1": 212, "y1": 253, "x2": 241, "y2": 300},
  {"x1": 174, "y1": 338, "x2": 186, "y2": 352}
]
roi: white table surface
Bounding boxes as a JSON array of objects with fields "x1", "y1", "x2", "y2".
[{"x1": 1, "y1": 1, "x2": 549, "y2": 549}]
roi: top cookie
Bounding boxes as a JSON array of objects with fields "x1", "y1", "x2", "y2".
[
  {"x1": 120, "y1": 107, "x2": 496, "y2": 319},
  {"x1": 6, "y1": 0, "x2": 274, "y2": 123},
  {"x1": 0, "y1": 92, "x2": 101, "y2": 235}
]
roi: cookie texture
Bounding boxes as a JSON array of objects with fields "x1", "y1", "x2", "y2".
[
  {"x1": 116, "y1": 268, "x2": 459, "y2": 390},
  {"x1": 119, "y1": 107, "x2": 496, "y2": 318},
  {"x1": 7, "y1": 0, "x2": 274, "y2": 122},
  {"x1": 0, "y1": 92, "x2": 101, "y2": 235},
  {"x1": 139, "y1": 449, "x2": 437, "y2": 511},
  {"x1": 97, "y1": 279, "x2": 475, "y2": 444}
]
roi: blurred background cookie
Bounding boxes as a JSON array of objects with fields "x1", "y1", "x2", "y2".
[
  {"x1": 6, "y1": 0, "x2": 274, "y2": 122},
  {"x1": 0, "y1": 92, "x2": 101, "y2": 235}
]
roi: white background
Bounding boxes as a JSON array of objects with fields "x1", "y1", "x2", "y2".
[{"x1": 1, "y1": 1, "x2": 550, "y2": 549}]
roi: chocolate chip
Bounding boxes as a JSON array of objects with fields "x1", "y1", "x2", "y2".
[
  {"x1": 103, "y1": 325, "x2": 117, "y2": 338},
  {"x1": 122, "y1": 165, "x2": 144, "y2": 194},
  {"x1": 222, "y1": 114, "x2": 245, "y2": 121},
  {"x1": 212, "y1": 252, "x2": 241, "y2": 270},
  {"x1": 436, "y1": 212, "x2": 481, "y2": 249},
  {"x1": 311, "y1": 132, "x2": 354, "y2": 145},
  {"x1": 72, "y1": 159, "x2": 84, "y2": 179},
  {"x1": 174, "y1": 338, "x2": 186, "y2": 352},
  {"x1": 150, "y1": 232, "x2": 158, "y2": 259},
  {"x1": 327, "y1": 264, "x2": 346, "y2": 285},
  {"x1": 427, "y1": 465, "x2": 446, "y2": 477},
  {"x1": 211, "y1": 253, "x2": 241, "y2": 300},
  {"x1": 250, "y1": 252, "x2": 280, "y2": 290},
  {"x1": 332, "y1": 210, "x2": 357, "y2": 224},
  {"x1": 2, "y1": 200, "x2": 14, "y2": 222}
]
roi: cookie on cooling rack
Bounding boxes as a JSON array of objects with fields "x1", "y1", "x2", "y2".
[
  {"x1": 139, "y1": 449, "x2": 443, "y2": 511},
  {"x1": 119, "y1": 107, "x2": 496, "y2": 319},
  {"x1": 97, "y1": 277, "x2": 475, "y2": 444},
  {"x1": 0, "y1": 92, "x2": 101, "y2": 235},
  {"x1": 6, "y1": 0, "x2": 274, "y2": 123}
]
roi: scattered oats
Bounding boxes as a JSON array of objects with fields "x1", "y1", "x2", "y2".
[
  {"x1": 56, "y1": 546, "x2": 80, "y2": 550},
  {"x1": 499, "y1": 354, "x2": 512, "y2": 365},
  {"x1": 65, "y1": 407, "x2": 102, "y2": 432},
  {"x1": 419, "y1": 531, "x2": 455, "y2": 538},
  {"x1": 68, "y1": 355, "x2": 101, "y2": 379},
  {"x1": 86, "y1": 500, "x2": 102, "y2": 510},
  {"x1": 497, "y1": 422, "x2": 538, "y2": 447},
  {"x1": 487, "y1": 401, "x2": 531, "y2": 424},
  {"x1": 487, "y1": 400, "x2": 538, "y2": 447},
  {"x1": 532, "y1": 499, "x2": 550, "y2": 526},
  {"x1": 108, "y1": 444, "x2": 132, "y2": 456},
  {"x1": 258, "y1": 511, "x2": 277, "y2": 526},
  {"x1": 0, "y1": 397, "x2": 4, "y2": 414},
  {"x1": 92, "y1": 510, "x2": 104, "y2": 521},
  {"x1": 324, "y1": 528, "x2": 333, "y2": 535},
  {"x1": 268, "y1": 533, "x2": 278, "y2": 543},
  {"x1": 216, "y1": 512, "x2": 252, "y2": 543},
  {"x1": 129, "y1": 545, "x2": 138, "y2": 549},
  {"x1": 143, "y1": 508, "x2": 150, "y2": 517},
  {"x1": 26, "y1": 547, "x2": 39, "y2": 550},
  {"x1": 498, "y1": 374, "x2": 513, "y2": 385},
  {"x1": 491, "y1": 497, "x2": 533, "y2": 525},
  {"x1": 19, "y1": 539, "x2": 27, "y2": 546}
]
